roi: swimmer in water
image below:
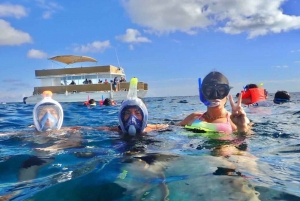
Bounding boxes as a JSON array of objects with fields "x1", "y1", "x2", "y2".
[
  {"x1": 73, "y1": 78, "x2": 168, "y2": 135},
  {"x1": 178, "y1": 71, "x2": 250, "y2": 134}
]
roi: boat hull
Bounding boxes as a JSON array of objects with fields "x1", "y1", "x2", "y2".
[{"x1": 25, "y1": 90, "x2": 147, "y2": 104}]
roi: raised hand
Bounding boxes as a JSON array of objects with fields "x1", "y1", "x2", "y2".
[{"x1": 229, "y1": 94, "x2": 250, "y2": 133}]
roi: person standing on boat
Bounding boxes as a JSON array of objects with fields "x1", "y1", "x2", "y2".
[
  {"x1": 120, "y1": 76, "x2": 126, "y2": 82},
  {"x1": 113, "y1": 77, "x2": 118, "y2": 91}
]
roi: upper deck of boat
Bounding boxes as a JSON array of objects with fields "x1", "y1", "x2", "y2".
[
  {"x1": 35, "y1": 65, "x2": 124, "y2": 78},
  {"x1": 32, "y1": 55, "x2": 148, "y2": 95}
]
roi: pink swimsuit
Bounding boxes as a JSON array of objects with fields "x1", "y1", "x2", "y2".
[{"x1": 190, "y1": 113, "x2": 233, "y2": 134}]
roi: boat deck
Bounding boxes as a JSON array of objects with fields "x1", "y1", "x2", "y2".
[{"x1": 33, "y1": 82, "x2": 148, "y2": 95}]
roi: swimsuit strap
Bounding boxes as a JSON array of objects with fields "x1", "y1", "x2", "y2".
[
  {"x1": 198, "y1": 113, "x2": 205, "y2": 119},
  {"x1": 226, "y1": 112, "x2": 230, "y2": 123},
  {"x1": 200, "y1": 112, "x2": 229, "y2": 122}
]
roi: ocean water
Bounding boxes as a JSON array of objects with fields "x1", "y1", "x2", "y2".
[{"x1": 0, "y1": 94, "x2": 300, "y2": 201}]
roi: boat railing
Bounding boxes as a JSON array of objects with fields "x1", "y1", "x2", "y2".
[
  {"x1": 35, "y1": 65, "x2": 124, "y2": 77},
  {"x1": 33, "y1": 82, "x2": 147, "y2": 95}
]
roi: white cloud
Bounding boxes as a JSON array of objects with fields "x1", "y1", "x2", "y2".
[
  {"x1": 27, "y1": 49, "x2": 47, "y2": 59},
  {"x1": 42, "y1": 11, "x2": 52, "y2": 19},
  {"x1": 36, "y1": 0, "x2": 63, "y2": 19},
  {"x1": 0, "y1": 3, "x2": 27, "y2": 19},
  {"x1": 129, "y1": 44, "x2": 134, "y2": 50},
  {"x1": 116, "y1": 29, "x2": 151, "y2": 43},
  {"x1": 263, "y1": 78, "x2": 300, "y2": 84},
  {"x1": 0, "y1": 19, "x2": 32, "y2": 46},
  {"x1": 273, "y1": 65, "x2": 288, "y2": 68},
  {"x1": 291, "y1": 49, "x2": 300, "y2": 53},
  {"x1": 122, "y1": 0, "x2": 300, "y2": 38},
  {"x1": 73, "y1": 40, "x2": 111, "y2": 53}
]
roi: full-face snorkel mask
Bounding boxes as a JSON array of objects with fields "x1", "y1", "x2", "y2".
[
  {"x1": 33, "y1": 91, "x2": 63, "y2": 132},
  {"x1": 118, "y1": 77, "x2": 148, "y2": 136},
  {"x1": 199, "y1": 76, "x2": 231, "y2": 107}
]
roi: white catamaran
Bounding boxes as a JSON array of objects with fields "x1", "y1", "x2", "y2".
[{"x1": 24, "y1": 55, "x2": 148, "y2": 104}]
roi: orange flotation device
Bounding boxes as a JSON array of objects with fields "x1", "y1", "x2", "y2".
[{"x1": 241, "y1": 88, "x2": 266, "y2": 105}]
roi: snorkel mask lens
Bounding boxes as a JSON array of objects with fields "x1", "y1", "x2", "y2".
[
  {"x1": 273, "y1": 98, "x2": 290, "y2": 104},
  {"x1": 33, "y1": 91, "x2": 64, "y2": 132},
  {"x1": 39, "y1": 111, "x2": 58, "y2": 131},
  {"x1": 201, "y1": 83, "x2": 230, "y2": 100},
  {"x1": 121, "y1": 106, "x2": 144, "y2": 135},
  {"x1": 36, "y1": 105, "x2": 59, "y2": 131}
]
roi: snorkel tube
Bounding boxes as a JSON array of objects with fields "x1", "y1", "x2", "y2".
[
  {"x1": 243, "y1": 83, "x2": 263, "y2": 91},
  {"x1": 198, "y1": 78, "x2": 220, "y2": 107},
  {"x1": 118, "y1": 77, "x2": 148, "y2": 136},
  {"x1": 199, "y1": 78, "x2": 210, "y2": 106}
]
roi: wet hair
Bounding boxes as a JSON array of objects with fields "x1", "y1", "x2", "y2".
[
  {"x1": 103, "y1": 98, "x2": 113, "y2": 106},
  {"x1": 202, "y1": 71, "x2": 229, "y2": 85},
  {"x1": 274, "y1": 91, "x2": 290, "y2": 100},
  {"x1": 236, "y1": 93, "x2": 240, "y2": 98},
  {"x1": 244, "y1": 84, "x2": 258, "y2": 90},
  {"x1": 89, "y1": 99, "x2": 96, "y2": 104}
]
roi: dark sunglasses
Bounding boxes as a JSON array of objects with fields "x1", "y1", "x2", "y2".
[{"x1": 201, "y1": 83, "x2": 230, "y2": 100}]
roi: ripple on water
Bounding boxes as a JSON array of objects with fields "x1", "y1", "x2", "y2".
[{"x1": 0, "y1": 96, "x2": 300, "y2": 200}]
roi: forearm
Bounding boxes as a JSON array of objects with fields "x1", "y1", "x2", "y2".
[
  {"x1": 145, "y1": 124, "x2": 169, "y2": 132},
  {"x1": 237, "y1": 124, "x2": 249, "y2": 134},
  {"x1": 177, "y1": 112, "x2": 202, "y2": 126}
]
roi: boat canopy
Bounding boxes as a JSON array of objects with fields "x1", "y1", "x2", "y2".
[{"x1": 49, "y1": 55, "x2": 97, "y2": 65}]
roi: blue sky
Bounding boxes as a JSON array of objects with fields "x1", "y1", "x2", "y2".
[{"x1": 1, "y1": 0, "x2": 300, "y2": 102}]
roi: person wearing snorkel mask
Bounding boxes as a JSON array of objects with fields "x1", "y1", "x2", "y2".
[
  {"x1": 15, "y1": 91, "x2": 82, "y2": 182},
  {"x1": 34, "y1": 105, "x2": 60, "y2": 131},
  {"x1": 90, "y1": 97, "x2": 168, "y2": 135},
  {"x1": 178, "y1": 71, "x2": 250, "y2": 134},
  {"x1": 89, "y1": 78, "x2": 168, "y2": 135},
  {"x1": 118, "y1": 98, "x2": 148, "y2": 136},
  {"x1": 273, "y1": 90, "x2": 291, "y2": 104},
  {"x1": 33, "y1": 91, "x2": 63, "y2": 132},
  {"x1": 0, "y1": 91, "x2": 81, "y2": 144},
  {"x1": 30, "y1": 91, "x2": 82, "y2": 152}
]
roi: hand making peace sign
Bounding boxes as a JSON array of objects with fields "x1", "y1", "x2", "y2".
[{"x1": 229, "y1": 94, "x2": 250, "y2": 133}]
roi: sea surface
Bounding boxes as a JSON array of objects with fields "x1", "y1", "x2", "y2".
[{"x1": 0, "y1": 94, "x2": 300, "y2": 201}]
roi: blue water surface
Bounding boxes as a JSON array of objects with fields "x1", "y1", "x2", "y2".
[{"x1": 0, "y1": 94, "x2": 300, "y2": 201}]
